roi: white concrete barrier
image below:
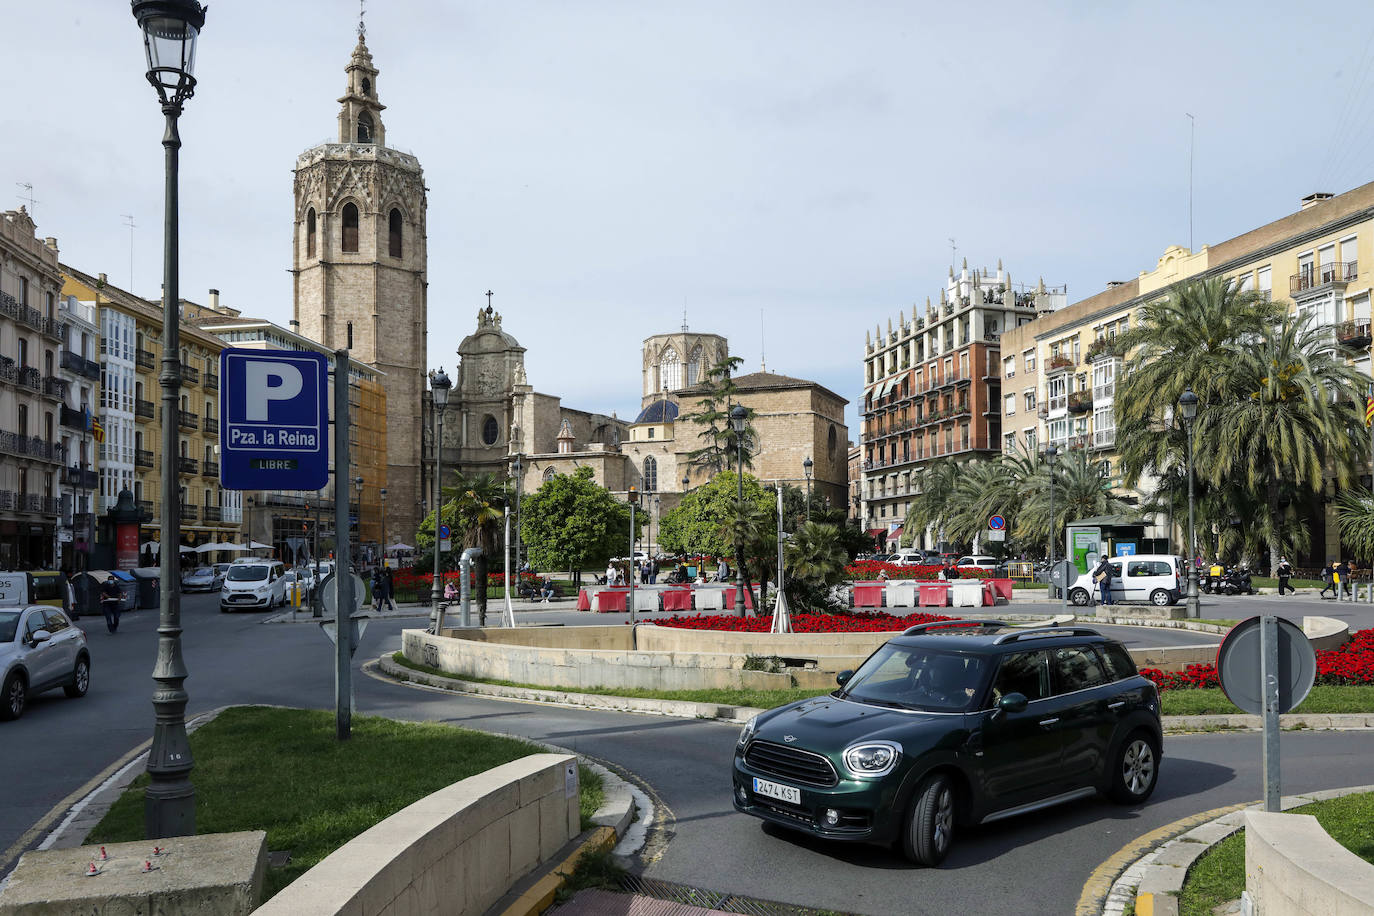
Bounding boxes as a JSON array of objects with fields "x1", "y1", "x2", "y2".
[
  {"x1": 885, "y1": 581, "x2": 917, "y2": 608},
  {"x1": 633, "y1": 589, "x2": 660, "y2": 612},
  {"x1": 696, "y1": 588, "x2": 724, "y2": 611},
  {"x1": 1245, "y1": 809, "x2": 1374, "y2": 915},
  {"x1": 255, "y1": 754, "x2": 581, "y2": 916}
]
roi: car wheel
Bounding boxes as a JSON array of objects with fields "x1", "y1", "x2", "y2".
[
  {"x1": 64, "y1": 656, "x2": 90, "y2": 699},
  {"x1": 902, "y1": 772, "x2": 956, "y2": 866},
  {"x1": 1069, "y1": 588, "x2": 1092, "y2": 607},
  {"x1": 1150, "y1": 589, "x2": 1172, "y2": 607},
  {"x1": 0, "y1": 672, "x2": 26, "y2": 721},
  {"x1": 220, "y1": 604, "x2": 231, "y2": 613},
  {"x1": 1108, "y1": 731, "x2": 1160, "y2": 804}
]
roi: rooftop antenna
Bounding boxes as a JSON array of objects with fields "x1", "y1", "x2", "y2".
[
  {"x1": 358, "y1": 0, "x2": 366, "y2": 41},
  {"x1": 760, "y1": 309, "x2": 766, "y2": 372},
  {"x1": 15, "y1": 182, "x2": 38, "y2": 217},
  {"x1": 121, "y1": 214, "x2": 137, "y2": 290},
  {"x1": 681, "y1": 304, "x2": 689, "y2": 334},
  {"x1": 948, "y1": 237, "x2": 957, "y2": 273},
  {"x1": 1186, "y1": 112, "x2": 1195, "y2": 251}
]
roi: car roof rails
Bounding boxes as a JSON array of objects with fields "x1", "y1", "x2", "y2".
[
  {"x1": 902, "y1": 619, "x2": 1008, "y2": 636},
  {"x1": 992, "y1": 626, "x2": 1102, "y2": 644}
]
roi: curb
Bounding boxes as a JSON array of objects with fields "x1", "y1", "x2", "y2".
[
  {"x1": 1095, "y1": 783, "x2": 1374, "y2": 916},
  {"x1": 492, "y1": 826, "x2": 618, "y2": 916}
]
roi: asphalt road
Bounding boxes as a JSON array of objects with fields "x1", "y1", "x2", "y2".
[{"x1": 1, "y1": 590, "x2": 1368, "y2": 916}]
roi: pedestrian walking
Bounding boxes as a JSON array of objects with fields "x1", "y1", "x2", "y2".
[
  {"x1": 1276, "y1": 556, "x2": 1294, "y2": 596},
  {"x1": 381, "y1": 567, "x2": 397, "y2": 611},
  {"x1": 1320, "y1": 562, "x2": 1336, "y2": 599},
  {"x1": 605, "y1": 562, "x2": 616, "y2": 586},
  {"x1": 1093, "y1": 555, "x2": 1114, "y2": 607},
  {"x1": 372, "y1": 568, "x2": 386, "y2": 612},
  {"x1": 100, "y1": 575, "x2": 122, "y2": 634},
  {"x1": 1337, "y1": 559, "x2": 1352, "y2": 597},
  {"x1": 717, "y1": 557, "x2": 729, "y2": 582}
]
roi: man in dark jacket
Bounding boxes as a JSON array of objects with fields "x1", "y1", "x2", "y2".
[
  {"x1": 1093, "y1": 555, "x2": 1114, "y2": 607},
  {"x1": 1276, "y1": 556, "x2": 1294, "y2": 595},
  {"x1": 100, "y1": 575, "x2": 122, "y2": 633}
]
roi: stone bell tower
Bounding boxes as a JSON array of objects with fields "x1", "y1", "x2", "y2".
[{"x1": 292, "y1": 27, "x2": 428, "y2": 542}]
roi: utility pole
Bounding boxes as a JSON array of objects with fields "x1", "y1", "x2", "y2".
[{"x1": 333, "y1": 349, "x2": 354, "y2": 740}]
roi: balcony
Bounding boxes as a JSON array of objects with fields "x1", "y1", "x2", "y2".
[
  {"x1": 19, "y1": 493, "x2": 59, "y2": 515},
  {"x1": 135, "y1": 399, "x2": 155, "y2": 420},
  {"x1": 1337, "y1": 320, "x2": 1373, "y2": 351},
  {"x1": 17, "y1": 365, "x2": 42, "y2": 393},
  {"x1": 179, "y1": 365, "x2": 200, "y2": 385},
  {"x1": 137, "y1": 500, "x2": 154, "y2": 521},
  {"x1": 178, "y1": 456, "x2": 200, "y2": 475},
  {"x1": 177, "y1": 410, "x2": 199, "y2": 431},
  {"x1": 204, "y1": 371, "x2": 219, "y2": 391},
  {"x1": 204, "y1": 505, "x2": 223, "y2": 523},
  {"x1": 136, "y1": 348, "x2": 156, "y2": 371},
  {"x1": 204, "y1": 416, "x2": 219, "y2": 436},
  {"x1": 62, "y1": 466, "x2": 99, "y2": 488},
  {"x1": 60, "y1": 405, "x2": 86, "y2": 430},
  {"x1": 1067, "y1": 392, "x2": 1092, "y2": 414},
  {"x1": 60, "y1": 349, "x2": 102, "y2": 381},
  {"x1": 0, "y1": 290, "x2": 65, "y2": 340},
  {"x1": 0, "y1": 430, "x2": 62, "y2": 463},
  {"x1": 135, "y1": 449, "x2": 155, "y2": 469},
  {"x1": 42, "y1": 376, "x2": 66, "y2": 401},
  {"x1": 1291, "y1": 260, "x2": 1357, "y2": 296},
  {"x1": 183, "y1": 505, "x2": 199, "y2": 522},
  {"x1": 203, "y1": 460, "x2": 220, "y2": 478}
]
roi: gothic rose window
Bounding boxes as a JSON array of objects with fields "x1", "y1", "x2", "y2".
[{"x1": 482, "y1": 415, "x2": 499, "y2": 446}]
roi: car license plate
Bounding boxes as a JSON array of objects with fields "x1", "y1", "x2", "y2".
[{"x1": 752, "y1": 777, "x2": 800, "y2": 804}]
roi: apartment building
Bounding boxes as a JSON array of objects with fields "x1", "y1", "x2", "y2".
[
  {"x1": 858, "y1": 261, "x2": 1064, "y2": 550},
  {"x1": 55, "y1": 293, "x2": 101, "y2": 574},
  {"x1": 1000, "y1": 183, "x2": 1374, "y2": 561},
  {"x1": 0, "y1": 208, "x2": 65, "y2": 568},
  {"x1": 61, "y1": 268, "x2": 241, "y2": 563}
]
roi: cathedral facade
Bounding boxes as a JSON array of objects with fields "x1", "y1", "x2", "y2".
[{"x1": 292, "y1": 33, "x2": 427, "y2": 542}]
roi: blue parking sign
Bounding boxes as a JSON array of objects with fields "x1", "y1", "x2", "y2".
[{"x1": 220, "y1": 349, "x2": 330, "y2": 490}]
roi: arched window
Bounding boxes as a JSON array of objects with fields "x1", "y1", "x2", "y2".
[
  {"x1": 482, "y1": 415, "x2": 500, "y2": 446},
  {"x1": 342, "y1": 203, "x2": 359, "y2": 252},
  {"x1": 686, "y1": 346, "x2": 702, "y2": 386},
  {"x1": 361, "y1": 77, "x2": 371, "y2": 97},
  {"x1": 357, "y1": 111, "x2": 374, "y2": 144},
  {"x1": 306, "y1": 208, "x2": 316, "y2": 259},
  {"x1": 388, "y1": 209, "x2": 402, "y2": 259},
  {"x1": 660, "y1": 345, "x2": 681, "y2": 391},
  {"x1": 543, "y1": 467, "x2": 558, "y2": 483},
  {"x1": 643, "y1": 456, "x2": 658, "y2": 491}
]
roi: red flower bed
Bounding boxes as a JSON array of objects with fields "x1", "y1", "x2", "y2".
[
  {"x1": 653, "y1": 610, "x2": 954, "y2": 633},
  {"x1": 1140, "y1": 628, "x2": 1374, "y2": 691},
  {"x1": 845, "y1": 560, "x2": 993, "y2": 581}
]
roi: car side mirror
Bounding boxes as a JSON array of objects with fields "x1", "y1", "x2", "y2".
[
  {"x1": 997, "y1": 692, "x2": 1028, "y2": 714},
  {"x1": 836, "y1": 669, "x2": 854, "y2": 687},
  {"x1": 30, "y1": 629, "x2": 51, "y2": 646}
]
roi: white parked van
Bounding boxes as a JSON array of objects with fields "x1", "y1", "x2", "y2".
[
  {"x1": 1067, "y1": 554, "x2": 1183, "y2": 608},
  {"x1": 220, "y1": 561, "x2": 287, "y2": 612}
]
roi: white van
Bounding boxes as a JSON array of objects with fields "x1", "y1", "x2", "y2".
[
  {"x1": 220, "y1": 560, "x2": 287, "y2": 612},
  {"x1": 1067, "y1": 554, "x2": 1183, "y2": 607}
]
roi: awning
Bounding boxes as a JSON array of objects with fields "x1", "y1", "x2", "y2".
[
  {"x1": 889, "y1": 526, "x2": 904, "y2": 538},
  {"x1": 866, "y1": 528, "x2": 885, "y2": 538}
]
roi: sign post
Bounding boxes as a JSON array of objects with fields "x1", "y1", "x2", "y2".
[
  {"x1": 219, "y1": 349, "x2": 329, "y2": 491},
  {"x1": 988, "y1": 515, "x2": 1006, "y2": 544}
]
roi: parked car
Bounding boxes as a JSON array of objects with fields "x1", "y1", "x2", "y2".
[
  {"x1": 220, "y1": 560, "x2": 288, "y2": 612},
  {"x1": 0, "y1": 605, "x2": 90, "y2": 721},
  {"x1": 1067, "y1": 555, "x2": 1185, "y2": 607},
  {"x1": 181, "y1": 566, "x2": 225, "y2": 592},
  {"x1": 954, "y1": 556, "x2": 998, "y2": 571},
  {"x1": 0, "y1": 571, "x2": 68, "y2": 611},
  {"x1": 732, "y1": 621, "x2": 1161, "y2": 865}
]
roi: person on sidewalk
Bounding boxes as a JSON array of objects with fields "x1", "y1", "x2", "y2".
[
  {"x1": 100, "y1": 575, "x2": 122, "y2": 634},
  {"x1": 1320, "y1": 562, "x2": 1337, "y2": 599},
  {"x1": 1093, "y1": 555, "x2": 1113, "y2": 607},
  {"x1": 1276, "y1": 556, "x2": 1294, "y2": 595},
  {"x1": 371, "y1": 568, "x2": 387, "y2": 612},
  {"x1": 540, "y1": 576, "x2": 556, "y2": 602},
  {"x1": 380, "y1": 567, "x2": 397, "y2": 612},
  {"x1": 1337, "y1": 559, "x2": 1352, "y2": 597}
]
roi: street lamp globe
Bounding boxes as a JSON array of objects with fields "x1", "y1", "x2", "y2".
[
  {"x1": 132, "y1": 0, "x2": 206, "y2": 107},
  {"x1": 430, "y1": 367, "x2": 451, "y2": 406},
  {"x1": 1179, "y1": 387, "x2": 1198, "y2": 424},
  {"x1": 729, "y1": 404, "x2": 748, "y2": 434}
]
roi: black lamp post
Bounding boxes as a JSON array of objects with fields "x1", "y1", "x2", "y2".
[
  {"x1": 730, "y1": 404, "x2": 748, "y2": 616},
  {"x1": 627, "y1": 485, "x2": 639, "y2": 624},
  {"x1": 353, "y1": 475, "x2": 364, "y2": 568},
  {"x1": 379, "y1": 487, "x2": 387, "y2": 567},
  {"x1": 429, "y1": 368, "x2": 451, "y2": 628},
  {"x1": 803, "y1": 456, "x2": 813, "y2": 523},
  {"x1": 132, "y1": 0, "x2": 205, "y2": 840},
  {"x1": 1045, "y1": 443, "x2": 1059, "y2": 594},
  {"x1": 1179, "y1": 388, "x2": 1200, "y2": 618},
  {"x1": 512, "y1": 454, "x2": 523, "y2": 573}
]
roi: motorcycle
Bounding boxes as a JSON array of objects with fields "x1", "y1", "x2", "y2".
[{"x1": 1216, "y1": 564, "x2": 1256, "y2": 596}]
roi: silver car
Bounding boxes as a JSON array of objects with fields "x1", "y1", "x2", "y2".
[{"x1": 0, "y1": 605, "x2": 90, "y2": 721}]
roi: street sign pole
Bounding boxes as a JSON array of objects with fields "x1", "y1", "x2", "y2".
[
  {"x1": 1261, "y1": 615, "x2": 1281, "y2": 811},
  {"x1": 333, "y1": 349, "x2": 353, "y2": 741}
]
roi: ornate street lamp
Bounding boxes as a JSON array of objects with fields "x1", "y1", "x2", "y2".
[
  {"x1": 1179, "y1": 388, "x2": 1200, "y2": 618},
  {"x1": 627, "y1": 485, "x2": 639, "y2": 625},
  {"x1": 379, "y1": 487, "x2": 387, "y2": 567},
  {"x1": 132, "y1": 0, "x2": 206, "y2": 840},
  {"x1": 512, "y1": 454, "x2": 523, "y2": 576},
  {"x1": 803, "y1": 456, "x2": 814, "y2": 523},
  {"x1": 354, "y1": 476, "x2": 365, "y2": 568},
  {"x1": 428, "y1": 368, "x2": 451, "y2": 630},
  {"x1": 730, "y1": 404, "x2": 749, "y2": 616}
]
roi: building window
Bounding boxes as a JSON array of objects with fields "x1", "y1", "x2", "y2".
[
  {"x1": 828, "y1": 424, "x2": 837, "y2": 460},
  {"x1": 660, "y1": 345, "x2": 681, "y2": 391},
  {"x1": 306, "y1": 208, "x2": 317, "y2": 259},
  {"x1": 389, "y1": 209, "x2": 402, "y2": 259},
  {"x1": 1004, "y1": 393, "x2": 1015, "y2": 416},
  {"x1": 643, "y1": 455, "x2": 658, "y2": 491},
  {"x1": 1025, "y1": 389, "x2": 1037, "y2": 411},
  {"x1": 357, "y1": 111, "x2": 374, "y2": 144},
  {"x1": 361, "y1": 77, "x2": 371, "y2": 97},
  {"x1": 1024, "y1": 429, "x2": 1037, "y2": 453},
  {"x1": 342, "y1": 203, "x2": 359, "y2": 253},
  {"x1": 543, "y1": 467, "x2": 557, "y2": 483},
  {"x1": 1023, "y1": 348, "x2": 1036, "y2": 372},
  {"x1": 482, "y1": 415, "x2": 499, "y2": 446},
  {"x1": 687, "y1": 346, "x2": 702, "y2": 386},
  {"x1": 1004, "y1": 356, "x2": 1015, "y2": 378},
  {"x1": 647, "y1": 428, "x2": 655, "y2": 439}
]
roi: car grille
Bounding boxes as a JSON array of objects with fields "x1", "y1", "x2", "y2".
[
  {"x1": 744, "y1": 740, "x2": 838, "y2": 788},
  {"x1": 753, "y1": 798, "x2": 812, "y2": 825}
]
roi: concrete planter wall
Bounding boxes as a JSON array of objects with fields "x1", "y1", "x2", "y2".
[{"x1": 1245, "y1": 809, "x2": 1374, "y2": 915}]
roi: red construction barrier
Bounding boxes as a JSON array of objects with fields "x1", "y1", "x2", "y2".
[
  {"x1": 722, "y1": 587, "x2": 756, "y2": 611},
  {"x1": 851, "y1": 581, "x2": 885, "y2": 608},
  {"x1": 594, "y1": 588, "x2": 628, "y2": 612},
  {"x1": 662, "y1": 588, "x2": 693, "y2": 611},
  {"x1": 988, "y1": 578, "x2": 1014, "y2": 601},
  {"x1": 919, "y1": 583, "x2": 950, "y2": 607},
  {"x1": 577, "y1": 588, "x2": 591, "y2": 611}
]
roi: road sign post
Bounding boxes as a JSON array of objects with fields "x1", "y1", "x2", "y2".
[{"x1": 332, "y1": 349, "x2": 353, "y2": 741}]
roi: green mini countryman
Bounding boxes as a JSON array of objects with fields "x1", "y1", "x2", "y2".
[{"x1": 732, "y1": 621, "x2": 1162, "y2": 865}]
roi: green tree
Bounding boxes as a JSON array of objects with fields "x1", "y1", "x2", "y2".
[
  {"x1": 680, "y1": 356, "x2": 757, "y2": 475},
  {"x1": 1336, "y1": 488, "x2": 1374, "y2": 563},
  {"x1": 659, "y1": 471, "x2": 773, "y2": 560},
  {"x1": 903, "y1": 460, "x2": 961, "y2": 550},
  {"x1": 520, "y1": 467, "x2": 639, "y2": 587},
  {"x1": 1014, "y1": 449, "x2": 1133, "y2": 554},
  {"x1": 783, "y1": 521, "x2": 849, "y2": 612},
  {"x1": 414, "y1": 471, "x2": 506, "y2": 623}
]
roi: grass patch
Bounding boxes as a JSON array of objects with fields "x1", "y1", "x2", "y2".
[
  {"x1": 1013, "y1": 581, "x2": 1048, "y2": 590},
  {"x1": 1179, "y1": 791, "x2": 1374, "y2": 916},
  {"x1": 1161, "y1": 684, "x2": 1374, "y2": 716},
  {"x1": 1251, "y1": 577, "x2": 1322, "y2": 590},
  {"x1": 392, "y1": 652, "x2": 822, "y2": 708},
  {"x1": 87, "y1": 707, "x2": 602, "y2": 900}
]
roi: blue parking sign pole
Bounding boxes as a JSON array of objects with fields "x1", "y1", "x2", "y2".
[{"x1": 333, "y1": 349, "x2": 353, "y2": 741}]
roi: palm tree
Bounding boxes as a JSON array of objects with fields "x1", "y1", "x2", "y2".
[
  {"x1": 1015, "y1": 450, "x2": 1133, "y2": 549},
  {"x1": 1336, "y1": 489, "x2": 1374, "y2": 563},
  {"x1": 441, "y1": 471, "x2": 505, "y2": 624},
  {"x1": 784, "y1": 522, "x2": 848, "y2": 612},
  {"x1": 904, "y1": 460, "x2": 961, "y2": 550}
]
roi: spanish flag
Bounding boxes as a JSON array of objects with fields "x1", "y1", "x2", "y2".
[{"x1": 91, "y1": 417, "x2": 105, "y2": 444}]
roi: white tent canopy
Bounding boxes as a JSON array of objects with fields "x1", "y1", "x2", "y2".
[
  {"x1": 387, "y1": 542, "x2": 414, "y2": 552},
  {"x1": 142, "y1": 542, "x2": 197, "y2": 554},
  {"x1": 196, "y1": 542, "x2": 248, "y2": 553}
]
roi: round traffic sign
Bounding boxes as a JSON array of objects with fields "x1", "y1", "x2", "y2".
[
  {"x1": 988, "y1": 515, "x2": 1006, "y2": 531},
  {"x1": 1217, "y1": 616, "x2": 1316, "y2": 715},
  {"x1": 321, "y1": 572, "x2": 368, "y2": 616},
  {"x1": 438, "y1": 524, "x2": 451, "y2": 540},
  {"x1": 1048, "y1": 559, "x2": 1075, "y2": 588}
]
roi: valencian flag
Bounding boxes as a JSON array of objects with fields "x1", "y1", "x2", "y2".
[
  {"x1": 1367, "y1": 391, "x2": 1374, "y2": 428},
  {"x1": 84, "y1": 407, "x2": 105, "y2": 443}
]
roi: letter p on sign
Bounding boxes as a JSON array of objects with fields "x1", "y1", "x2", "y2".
[{"x1": 244, "y1": 361, "x2": 304, "y2": 421}]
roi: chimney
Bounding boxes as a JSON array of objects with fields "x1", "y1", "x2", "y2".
[
  {"x1": 1301, "y1": 192, "x2": 1333, "y2": 210},
  {"x1": 44, "y1": 237, "x2": 58, "y2": 252},
  {"x1": 209, "y1": 288, "x2": 220, "y2": 310},
  {"x1": 98, "y1": 273, "x2": 108, "y2": 285}
]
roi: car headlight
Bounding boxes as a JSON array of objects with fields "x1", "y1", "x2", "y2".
[
  {"x1": 842, "y1": 741, "x2": 902, "y2": 778},
  {"x1": 737, "y1": 716, "x2": 758, "y2": 747}
]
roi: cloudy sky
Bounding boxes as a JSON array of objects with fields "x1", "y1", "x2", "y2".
[{"x1": 7, "y1": 1, "x2": 1374, "y2": 437}]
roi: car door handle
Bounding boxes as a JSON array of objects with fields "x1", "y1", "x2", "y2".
[
  {"x1": 1038, "y1": 717, "x2": 1060, "y2": 726},
  {"x1": 1107, "y1": 701, "x2": 1126, "y2": 710}
]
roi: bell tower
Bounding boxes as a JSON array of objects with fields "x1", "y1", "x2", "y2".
[{"x1": 292, "y1": 27, "x2": 428, "y2": 543}]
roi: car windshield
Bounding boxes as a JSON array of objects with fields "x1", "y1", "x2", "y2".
[
  {"x1": 839, "y1": 645, "x2": 988, "y2": 712},
  {"x1": 227, "y1": 567, "x2": 268, "y2": 582},
  {"x1": 0, "y1": 611, "x2": 18, "y2": 642},
  {"x1": 187, "y1": 569, "x2": 211, "y2": 578}
]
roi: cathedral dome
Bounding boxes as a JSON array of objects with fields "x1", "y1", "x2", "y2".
[{"x1": 634, "y1": 398, "x2": 679, "y2": 424}]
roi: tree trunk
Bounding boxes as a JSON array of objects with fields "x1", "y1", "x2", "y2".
[
  {"x1": 1267, "y1": 472, "x2": 1280, "y2": 576},
  {"x1": 476, "y1": 552, "x2": 489, "y2": 627}
]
